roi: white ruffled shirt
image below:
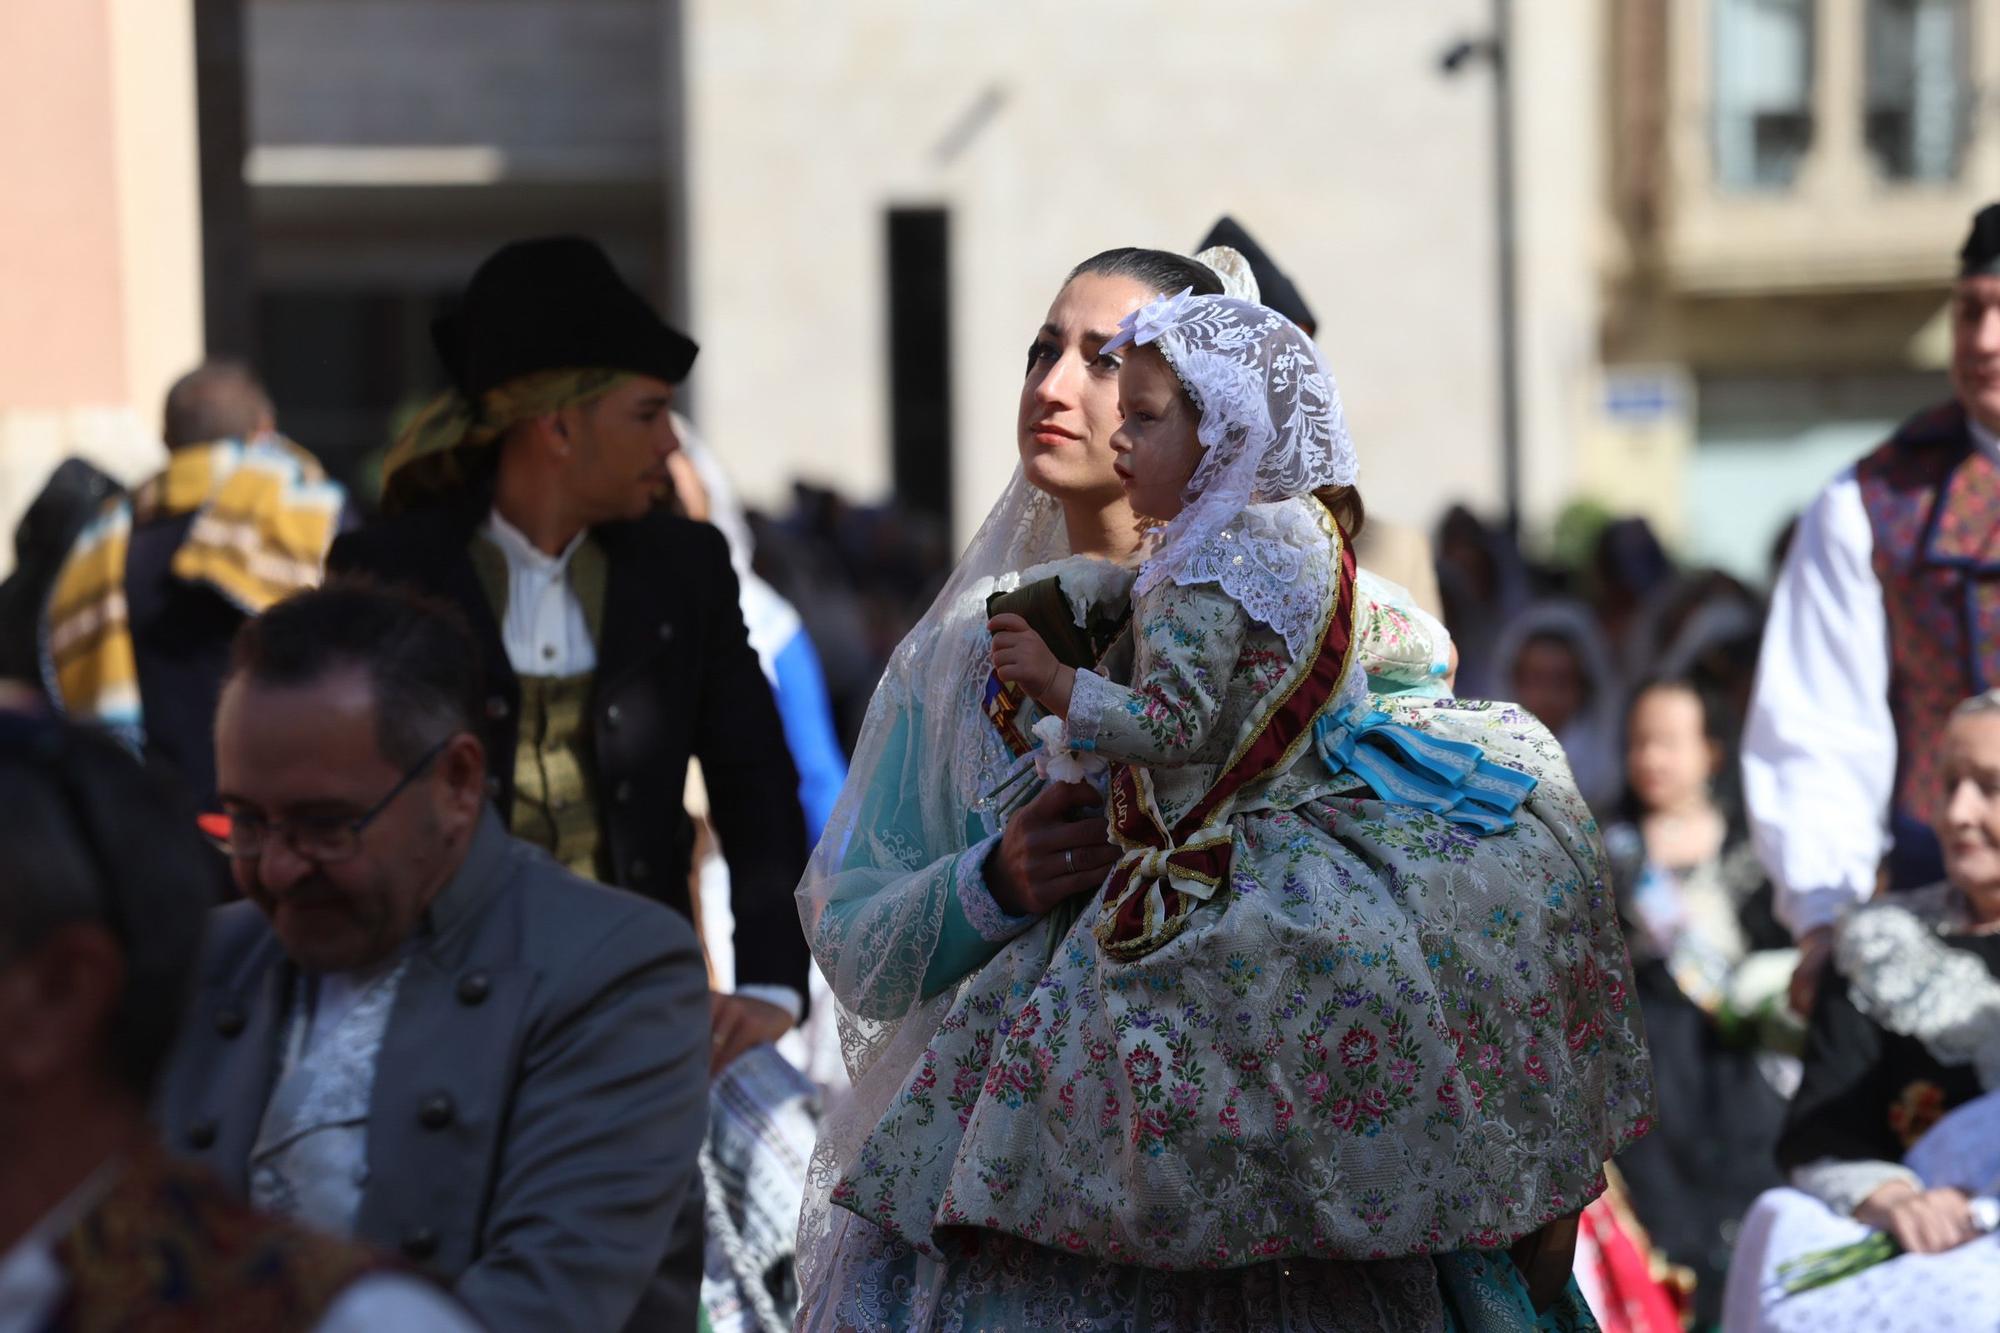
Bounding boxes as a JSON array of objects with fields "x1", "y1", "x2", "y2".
[
  {"x1": 481, "y1": 509, "x2": 597, "y2": 675},
  {"x1": 1742, "y1": 414, "x2": 2000, "y2": 937},
  {"x1": 481, "y1": 507, "x2": 802, "y2": 1021}
]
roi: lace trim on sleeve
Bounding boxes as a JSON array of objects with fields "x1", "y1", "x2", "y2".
[
  {"x1": 1063, "y1": 667, "x2": 1122, "y2": 752},
  {"x1": 1788, "y1": 1156, "x2": 1921, "y2": 1216},
  {"x1": 953, "y1": 839, "x2": 1039, "y2": 942}
]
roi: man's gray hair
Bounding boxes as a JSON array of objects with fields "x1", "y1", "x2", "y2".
[{"x1": 0, "y1": 717, "x2": 212, "y2": 1100}]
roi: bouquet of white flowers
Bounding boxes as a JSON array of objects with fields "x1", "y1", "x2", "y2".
[{"x1": 975, "y1": 715, "x2": 1107, "y2": 819}]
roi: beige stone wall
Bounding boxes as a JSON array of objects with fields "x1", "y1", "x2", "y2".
[
  {"x1": 0, "y1": 0, "x2": 204, "y2": 575},
  {"x1": 685, "y1": 1, "x2": 1605, "y2": 545}
]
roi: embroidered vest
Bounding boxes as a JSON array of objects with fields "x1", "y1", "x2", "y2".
[
  {"x1": 47, "y1": 1149, "x2": 390, "y2": 1333},
  {"x1": 1854, "y1": 402, "x2": 2000, "y2": 830},
  {"x1": 467, "y1": 530, "x2": 611, "y2": 881},
  {"x1": 249, "y1": 961, "x2": 410, "y2": 1237},
  {"x1": 511, "y1": 671, "x2": 606, "y2": 880}
]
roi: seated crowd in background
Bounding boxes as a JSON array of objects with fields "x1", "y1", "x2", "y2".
[{"x1": 1723, "y1": 690, "x2": 2000, "y2": 1330}]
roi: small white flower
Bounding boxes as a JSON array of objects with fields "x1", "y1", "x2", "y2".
[
  {"x1": 1031, "y1": 714, "x2": 1106, "y2": 784},
  {"x1": 1107, "y1": 286, "x2": 1198, "y2": 352}
]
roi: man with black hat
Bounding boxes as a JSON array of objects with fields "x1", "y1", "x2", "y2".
[
  {"x1": 1744, "y1": 203, "x2": 2000, "y2": 1012},
  {"x1": 329, "y1": 236, "x2": 809, "y2": 1067}
]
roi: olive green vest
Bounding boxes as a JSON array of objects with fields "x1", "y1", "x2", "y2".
[{"x1": 469, "y1": 532, "x2": 612, "y2": 881}]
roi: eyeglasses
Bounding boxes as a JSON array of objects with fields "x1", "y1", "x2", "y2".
[{"x1": 223, "y1": 736, "x2": 452, "y2": 865}]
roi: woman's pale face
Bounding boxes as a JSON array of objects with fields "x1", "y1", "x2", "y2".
[
  {"x1": 1626, "y1": 686, "x2": 1717, "y2": 813},
  {"x1": 1109, "y1": 346, "x2": 1203, "y2": 521},
  {"x1": 1941, "y1": 711, "x2": 2000, "y2": 914},
  {"x1": 1017, "y1": 272, "x2": 1158, "y2": 502}
]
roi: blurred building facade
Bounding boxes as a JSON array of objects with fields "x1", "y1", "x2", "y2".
[
  {"x1": 2, "y1": 1, "x2": 1988, "y2": 581},
  {"x1": 1597, "y1": 0, "x2": 1977, "y2": 577},
  {"x1": 0, "y1": 0, "x2": 205, "y2": 567},
  {"x1": 232, "y1": 0, "x2": 1562, "y2": 545}
]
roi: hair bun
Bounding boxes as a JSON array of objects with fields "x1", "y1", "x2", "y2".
[{"x1": 1191, "y1": 246, "x2": 1261, "y2": 303}]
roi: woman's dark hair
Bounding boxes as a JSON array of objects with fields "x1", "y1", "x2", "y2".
[
  {"x1": 1066, "y1": 248, "x2": 1226, "y2": 299},
  {"x1": 227, "y1": 577, "x2": 484, "y2": 768},
  {"x1": 1628, "y1": 674, "x2": 1729, "y2": 748},
  {"x1": 0, "y1": 713, "x2": 212, "y2": 1103},
  {"x1": 1616, "y1": 673, "x2": 1736, "y2": 823}
]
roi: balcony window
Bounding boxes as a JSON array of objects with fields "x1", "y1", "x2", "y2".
[
  {"x1": 1865, "y1": 0, "x2": 1970, "y2": 182},
  {"x1": 1713, "y1": 0, "x2": 1816, "y2": 190}
]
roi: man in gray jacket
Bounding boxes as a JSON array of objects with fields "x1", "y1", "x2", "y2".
[{"x1": 155, "y1": 579, "x2": 712, "y2": 1331}]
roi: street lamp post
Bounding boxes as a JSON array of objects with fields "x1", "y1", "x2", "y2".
[{"x1": 1441, "y1": 0, "x2": 1522, "y2": 540}]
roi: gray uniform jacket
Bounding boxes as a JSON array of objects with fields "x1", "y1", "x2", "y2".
[{"x1": 156, "y1": 809, "x2": 712, "y2": 1332}]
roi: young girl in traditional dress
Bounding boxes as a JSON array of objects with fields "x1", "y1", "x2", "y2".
[{"x1": 958, "y1": 291, "x2": 1651, "y2": 1270}]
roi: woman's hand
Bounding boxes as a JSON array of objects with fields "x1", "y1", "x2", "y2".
[
  {"x1": 1855, "y1": 1180, "x2": 1980, "y2": 1255},
  {"x1": 984, "y1": 780, "x2": 1120, "y2": 917},
  {"x1": 988, "y1": 613, "x2": 1075, "y2": 716}
]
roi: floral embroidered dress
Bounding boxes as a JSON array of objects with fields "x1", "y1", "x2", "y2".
[
  {"x1": 797, "y1": 295, "x2": 1647, "y2": 1331},
  {"x1": 842, "y1": 496, "x2": 1650, "y2": 1272},
  {"x1": 803, "y1": 554, "x2": 1512, "y2": 1329}
]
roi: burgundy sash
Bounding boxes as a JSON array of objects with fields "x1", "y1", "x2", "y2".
[{"x1": 1095, "y1": 520, "x2": 1359, "y2": 960}]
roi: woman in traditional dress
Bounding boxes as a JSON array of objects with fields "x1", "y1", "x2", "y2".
[
  {"x1": 1723, "y1": 691, "x2": 2000, "y2": 1330},
  {"x1": 798, "y1": 255, "x2": 1648, "y2": 1331}
]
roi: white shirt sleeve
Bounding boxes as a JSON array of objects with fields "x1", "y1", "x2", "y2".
[
  {"x1": 314, "y1": 1273, "x2": 486, "y2": 1333},
  {"x1": 1740, "y1": 470, "x2": 1896, "y2": 938},
  {"x1": 735, "y1": 981, "x2": 804, "y2": 1022}
]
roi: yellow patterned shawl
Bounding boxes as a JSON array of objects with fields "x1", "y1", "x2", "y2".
[
  {"x1": 378, "y1": 367, "x2": 633, "y2": 514},
  {"x1": 45, "y1": 437, "x2": 345, "y2": 739}
]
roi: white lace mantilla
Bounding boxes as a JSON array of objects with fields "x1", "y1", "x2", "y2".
[
  {"x1": 1104, "y1": 294, "x2": 1359, "y2": 640},
  {"x1": 1836, "y1": 895, "x2": 2000, "y2": 1088},
  {"x1": 1151, "y1": 497, "x2": 1337, "y2": 664}
]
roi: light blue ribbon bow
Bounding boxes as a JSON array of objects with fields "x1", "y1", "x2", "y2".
[{"x1": 1312, "y1": 704, "x2": 1538, "y2": 834}]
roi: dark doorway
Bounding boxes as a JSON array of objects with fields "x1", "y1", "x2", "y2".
[
  {"x1": 194, "y1": 0, "x2": 255, "y2": 357},
  {"x1": 885, "y1": 208, "x2": 952, "y2": 535}
]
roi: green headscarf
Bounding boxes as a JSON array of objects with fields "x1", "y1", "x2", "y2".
[{"x1": 379, "y1": 367, "x2": 635, "y2": 514}]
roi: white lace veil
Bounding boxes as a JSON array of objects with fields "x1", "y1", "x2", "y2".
[
  {"x1": 794, "y1": 251, "x2": 1244, "y2": 1307},
  {"x1": 1105, "y1": 292, "x2": 1360, "y2": 659}
]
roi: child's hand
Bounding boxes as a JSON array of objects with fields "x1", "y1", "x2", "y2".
[{"x1": 988, "y1": 613, "x2": 1074, "y2": 714}]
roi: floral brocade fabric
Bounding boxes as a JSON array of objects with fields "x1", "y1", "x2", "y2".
[{"x1": 832, "y1": 520, "x2": 1653, "y2": 1270}]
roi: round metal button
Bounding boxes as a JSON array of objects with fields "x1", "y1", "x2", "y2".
[
  {"x1": 457, "y1": 971, "x2": 491, "y2": 1005},
  {"x1": 629, "y1": 858, "x2": 649, "y2": 881},
  {"x1": 419, "y1": 1093, "x2": 456, "y2": 1130},
  {"x1": 604, "y1": 703, "x2": 623, "y2": 728},
  {"x1": 614, "y1": 781, "x2": 633, "y2": 803},
  {"x1": 187, "y1": 1120, "x2": 217, "y2": 1150},
  {"x1": 401, "y1": 1227, "x2": 440, "y2": 1261},
  {"x1": 657, "y1": 622, "x2": 674, "y2": 642}
]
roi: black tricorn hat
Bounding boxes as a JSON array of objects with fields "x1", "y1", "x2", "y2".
[
  {"x1": 1960, "y1": 203, "x2": 2000, "y2": 279},
  {"x1": 1197, "y1": 215, "x2": 1316, "y2": 334},
  {"x1": 431, "y1": 236, "x2": 699, "y2": 398}
]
